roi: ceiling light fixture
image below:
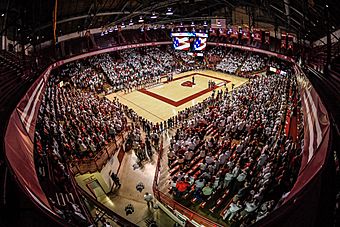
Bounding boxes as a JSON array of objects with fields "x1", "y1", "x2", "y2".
[
  {"x1": 166, "y1": 8, "x2": 173, "y2": 15},
  {"x1": 121, "y1": 22, "x2": 126, "y2": 28},
  {"x1": 138, "y1": 16, "x2": 144, "y2": 23},
  {"x1": 203, "y1": 21, "x2": 208, "y2": 27},
  {"x1": 129, "y1": 19, "x2": 134, "y2": 26},
  {"x1": 151, "y1": 12, "x2": 157, "y2": 19},
  {"x1": 191, "y1": 21, "x2": 195, "y2": 27}
]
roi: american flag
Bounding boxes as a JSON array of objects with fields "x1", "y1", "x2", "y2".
[
  {"x1": 173, "y1": 37, "x2": 190, "y2": 50},
  {"x1": 194, "y1": 37, "x2": 207, "y2": 51}
]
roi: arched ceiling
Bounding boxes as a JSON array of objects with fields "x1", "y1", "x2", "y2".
[{"x1": 1, "y1": 0, "x2": 339, "y2": 44}]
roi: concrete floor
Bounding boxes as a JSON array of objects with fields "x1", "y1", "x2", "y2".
[{"x1": 95, "y1": 131, "x2": 177, "y2": 227}]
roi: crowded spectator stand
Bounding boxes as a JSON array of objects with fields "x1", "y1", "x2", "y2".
[
  {"x1": 4, "y1": 39, "x2": 334, "y2": 227},
  {"x1": 152, "y1": 71, "x2": 303, "y2": 226}
]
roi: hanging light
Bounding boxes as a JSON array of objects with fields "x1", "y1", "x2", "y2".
[
  {"x1": 104, "y1": 30, "x2": 108, "y2": 34},
  {"x1": 161, "y1": 24, "x2": 165, "y2": 29},
  {"x1": 150, "y1": 12, "x2": 157, "y2": 19},
  {"x1": 121, "y1": 22, "x2": 126, "y2": 28},
  {"x1": 129, "y1": 19, "x2": 134, "y2": 26},
  {"x1": 138, "y1": 16, "x2": 144, "y2": 23},
  {"x1": 203, "y1": 21, "x2": 208, "y2": 27},
  {"x1": 109, "y1": 27, "x2": 113, "y2": 32},
  {"x1": 114, "y1": 25, "x2": 118, "y2": 31},
  {"x1": 191, "y1": 21, "x2": 195, "y2": 27},
  {"x1": 179, "y1": 22, "x2": 184, "y2": 28},
  {"x1": 166, "y1": 8, "x2": 173, "y2": 15},
  {"x1": 147, "y1": 26, "x2": 151, "y2": 31},
  {"x1": 153, "y1": 26, "x2": 158, "y2": 30},
  {"x1": 217, "y1": 20, "x2": 221, "y2": 27},
  {"x1": 101, "y1": 32, "x2": 104, "y2": 36},
  {"x1": 141, "y1": 27, "x2": 144, "y2": 32}
]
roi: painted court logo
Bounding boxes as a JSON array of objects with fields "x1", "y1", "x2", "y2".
[{"x1": 181, "y1": 81, "x2": 195, "y2": 87}]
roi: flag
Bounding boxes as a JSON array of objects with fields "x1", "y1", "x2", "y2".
[{"x1": 194, "y1": 37, "x2": 207, "y2": 51}]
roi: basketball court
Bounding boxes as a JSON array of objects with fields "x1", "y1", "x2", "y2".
[{"x1": 106, "y1": 70, "x2": 248, "y2": 123}]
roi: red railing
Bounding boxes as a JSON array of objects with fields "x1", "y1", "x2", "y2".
[
  {"x1": 70, "y1": 130, "x2": 126, "y2": 175},
  {"x1": 152, "y1": 138, "x2": 223, "y2": 227}
]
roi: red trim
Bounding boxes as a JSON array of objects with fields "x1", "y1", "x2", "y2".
[{"x1": 139, "y1": 73, "x2": 230, "y2": 107}]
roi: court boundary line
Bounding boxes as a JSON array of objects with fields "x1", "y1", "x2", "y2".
[
  {"x1": 115, "y1": 93, "x2": 166, "y2": 122},
  {"x1": 138, "y1": 72, "x2": 230, "y2": 107}
]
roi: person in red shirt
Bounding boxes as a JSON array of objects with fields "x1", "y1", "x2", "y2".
[{"x1": 175, "y1": 178, "x2": 190, "y2": 197}]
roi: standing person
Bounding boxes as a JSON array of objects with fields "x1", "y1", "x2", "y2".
[
  {"x1": 192, "y1": 75, "x2": 195, "y2": 85},
  {"x1": 145, "y1": 137, "x2": 153, "y2": 159},
  {"x1": 144, "y1": 192, "x2": 154, "y2": 208},
  {"x1": 110, "y1": 172, "x2": 121, "y2": 189}
]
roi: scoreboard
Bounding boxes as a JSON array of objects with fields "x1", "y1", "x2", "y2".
[{"x1": 171, "y1": 32, "x2": 208, "y2": 51}]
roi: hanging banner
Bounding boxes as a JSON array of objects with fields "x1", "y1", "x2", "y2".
[{"x1": 281, "y1": 33, "x2": 287, "y2": 49}]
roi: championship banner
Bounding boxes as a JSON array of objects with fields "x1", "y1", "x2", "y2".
[
  {"x1": 230, "y1": 27, "x2": 238, "y2": 39},
  {"x1": 265, "y1": 31, "x2": 270, "y2": 44},
  {"x1": 281, "y1": 33, "x2": 287, "y2": 49},
  {"x1": 253, "y1": 29, "x2": 262, "y2": 42},
  {"x1": 219, "y1": 28, "x2": 228, "y2": 37},
  {"x1": 242, "y1": 29, "x2": 250, "y2": 40},
  {"x1": 210, "y1": 28, "x2": 217, "y2": 36},
  {"x1": 288, "y1": 34, "x2": 294, "y2": 50}
]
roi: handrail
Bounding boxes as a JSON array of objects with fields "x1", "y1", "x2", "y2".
[
  {"x1": 70, "y1": 136, "x2": 119, "y2": 175},
  {"x1": 67, "y1": 167, "x2": 95, "y2": 225},
  {"x1": 75, "y1": 183, "x2": 138, "y2": 227},
  {"x1": 152, "y1": 137, "x2": 223, "y2": 227}
]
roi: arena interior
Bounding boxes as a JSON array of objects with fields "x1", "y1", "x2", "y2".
[{"x1": 0, "y1": 0, "x2": 340, "y2": 227}]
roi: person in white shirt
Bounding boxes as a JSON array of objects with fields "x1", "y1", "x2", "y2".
[
  {"x1": 205, "y1": 154, "x2": 214, "y2": 165},
  {"x1": 237, "y1": 170, "x2": 247, "y2": 182},
  {"x1": 224, "y1": 171, "x2": 234, "y2": 188},
  {"x1": 223, "y1": 201, "x2": 242, "y2": 221},
  {"x1": 232, "y1": 164, "x2": 240, "y2": 177},
  {"x1": 144, "y1": 192, "x2": 154, "y2": 208},
  {"x1": 218, "y1": 152, "x2": 228, "y2": 166},
  {"x1": 195, "y1": 178, "x2": 205, "y2": 189}
]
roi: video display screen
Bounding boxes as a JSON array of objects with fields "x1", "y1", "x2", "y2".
[{"x1": 171, "y1": 32, "x2": 208, "y2": 51}]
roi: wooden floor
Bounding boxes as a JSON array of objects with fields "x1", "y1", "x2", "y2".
[{"x1": 106, "y1": 70, "x2": 248, "y2": 123}]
